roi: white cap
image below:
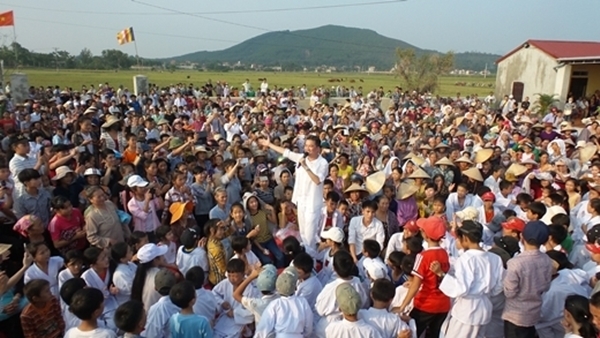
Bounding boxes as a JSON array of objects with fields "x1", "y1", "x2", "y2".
[
  {"x1": 363, "y1": 257, "x2": 388, "y2": 281},
  {"x1": 83, "y1": 168, "x2": 102, "y2": 176},
  {"x1": 127, "y1": 174, "x2": 149, "y2": 188},
  {"x1": 137, "y1": 243, "x2": 168, "y2": 264},
  {"x1": 322, "y1": 227, "x2": 344, "y2": 243}
]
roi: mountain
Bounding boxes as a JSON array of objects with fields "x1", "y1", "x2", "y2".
[{"x1": 168, "y1": 25, "x2": 499, "y2": 71}]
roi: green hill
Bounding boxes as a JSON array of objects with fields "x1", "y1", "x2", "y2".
[{"x1": 169, "y1": 25, "x2": 499, "y2": 71}]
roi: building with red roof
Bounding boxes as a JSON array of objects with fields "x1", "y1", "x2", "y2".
[{"x1": 495, "y1": 39, "x2": 600, "y2": 105}]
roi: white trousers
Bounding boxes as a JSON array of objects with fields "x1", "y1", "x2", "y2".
[
  {"x1": 297, "y1": 203, "x2": 320, "y2": 258},
  {"x1": 444, "y1": 318, "x2": 484, "y2": 338}
]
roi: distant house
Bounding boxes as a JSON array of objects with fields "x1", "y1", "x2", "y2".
[{"x1": 495, "y1": 39, "x2": 600, "y2": 103}]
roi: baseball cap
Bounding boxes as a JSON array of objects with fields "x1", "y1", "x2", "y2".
[
  {"x1": 522, "y1": 221, "x2": 550, "y2": 245},
  {"x1": 336, "y1": 283, "x2": 362, "y2": 315},
  {"x1": 481, "y1": 192, "x2": 495, "y2": 202},
  {"x1": 362, "y1": 258, "x2": 387, "y2": 281},
  {"x1": 502, "y1": 217, "x2": 526, "y2": 233},
  {"x1": 276, "y1": 267, "x2": 298, "y2": 296},
  {"x1": 256, "y1": 264, "x2": 277, "y2": 292},
  {"x1": 154, "y1": 269, "x2": 176, "y2": 294},
  {"x1": 137, "y1": 243, "x2": 168, "y2": 264},
  {"x1": 127, "y1": 174, "x2": 149, "y2": 188},
  {"x1": 404, "y1": 220, "x2": 419, "y2": 233},
  {"x1": 455, "y1": 206, "x2": 479, "y2": 221},
  {"x1": 322, "y1": 227, "x2": 344, "y2": 243},
  {"x1": 180, "y1": 227, "x2": 201, "y2": 249},
  {"x1": 416, "y1": 216, "x2": 446, "y2": 241},
  {"x1": 84, "y1": 168, "x2": 102, "y2": 176}
]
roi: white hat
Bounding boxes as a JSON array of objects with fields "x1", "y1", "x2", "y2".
[
  {"x1": 137, "y1": 243, "x2": 168, "y2": 264},
  {"x1": 83, "y1": 168, "x2": 102, "y2": 176},
  {"x1": 127, "y1": 174, "x2": 149, "y2": 188},
  {"x1": 363, "y1": 257, "x2": 388, "y2": 281},
  {"x1": 321, "y1": 227, "x2": 344, "y2": 243},
  {"x1": 455, "y1": 206, "x2": 479, "y2": 221},
  {"x1": 52, "y1": 166, "x2": 74, "y2": 181}
]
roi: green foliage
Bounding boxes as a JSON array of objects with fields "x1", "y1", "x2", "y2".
[
  {"x1": 533, "y1": 93, "x2": 559, "y2": 115},
  {"x1": 169, "y1": 25, "x2": 499, "y2": 71},
  {"x1": 394, "y1": 48, "x2": 454, "y2": 93}
]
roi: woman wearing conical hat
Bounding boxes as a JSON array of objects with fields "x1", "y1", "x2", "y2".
[{"x1": 432, "y1": 157, "x2": 455, "y2": 188}]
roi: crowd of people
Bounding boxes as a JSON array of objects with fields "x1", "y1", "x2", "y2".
[{"x1": 0, "y1": 80, "x2": 599, "y2": 338}]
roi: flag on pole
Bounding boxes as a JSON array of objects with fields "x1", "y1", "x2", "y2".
[
  {"x1": 116, "y1": 27, "x2": 135, "y2": 45},
  {"x1": 0, "y1": 11, "x2": 14, "y2": 27}
]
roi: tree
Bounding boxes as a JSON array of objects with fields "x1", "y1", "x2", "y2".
[
  {"x1": 533, "y1": 93, "x2": 559, "y2": 115},
  {"x1": 394, "y1": 48, "x2": 454, "y2": 93}
]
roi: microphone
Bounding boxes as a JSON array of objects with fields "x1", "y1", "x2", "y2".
[{"x1": 297, "y1": 152, "x2": 308, "y2": 168}]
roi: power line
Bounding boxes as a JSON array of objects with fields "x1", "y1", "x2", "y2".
[{"x1": 0, "y1": 1, "x2": 404, "y2": 16}]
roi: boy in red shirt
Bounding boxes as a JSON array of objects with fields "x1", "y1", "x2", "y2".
[{"x1": 396, "y1": 216, "x2": 450, "y2": 338}]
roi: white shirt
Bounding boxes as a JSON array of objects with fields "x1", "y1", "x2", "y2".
[
  {"x1": 385, "y1": 232, "x2": 405, "y2": 261},
  {"x1": 9, "y1": 153, "x2": 37, "y2": 191},
  {"x1": 283, "y1": 149, "x2": 328, "y2": 210},
  {"x1": 64, "y1": 327, "x2": 116, "y2": 338},
  {"x1": 192, "y1": 288, "x2": 219, "y2": 325},
  {"x1": 359, "y1": 307, "x2": 409, "y2": 338},
  {"x1": 224, "y1": 122, "x2": 242, "y2": 142},
  {"x1": 439, "y1": 250, "x2": 505, "y2": 325},
  {"x1": 176, "y1": 246, "x2": 208, "y2": 276},
  {"x1": 325, "y1": 319, "x2": 382, "y2": 338},
  {"x1": 58, "y1": 268, "x2": 74, "y2": 290},
  {"x1": 348, "y1": 216, "x2": 385, "y2": 255},
  {"x1": 536, "y1": 271, "x2": 589, "y2": 330},
  {"x1": 141, "y1": 267, "x2": 161, "y2": 313},
  {"x1": 315, "y1": 278, "x2": 369, "y2": 324},
  {"x1": 255, "y1": 296, "x2": 314, "y2": 338},
  {"x1": 113, "y1": 262, "x2": 137, "y2": 305},
  {"x1": 296, "y1": 275, "x2": 323, "y2": 315},
  {"x1": 24, "y1": 256, "x2": 64, "y2": 297},
  {"x1": 484, "y1": 176, "x2": 501, "y2": 195},
  {"x1": 212, "y1": 278, "x2": 259, "y2": 337},
  {"x1": 317, "y1": 248, "x2": 338, "y2": 285},
  {"x1": 241, "y1": 293, "x2": 280, "y2": 323},
  {"x1": 144, "y1": 295, "x2": 180, "y2": 338}
]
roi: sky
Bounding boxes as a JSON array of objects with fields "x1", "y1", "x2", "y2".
[{"x1": 1, "y1": 0, "x2": 596, "y2": 59}]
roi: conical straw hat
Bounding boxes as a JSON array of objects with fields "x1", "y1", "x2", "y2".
[
  {"x1": 396, "y1": 183, "x2": 418, "y2": 200},
  {"x1": 365, "y1": 171, "x2": 386, "y2": 195},
  {"x1": 463, "y1": 167, "x2": 483, "y2": 182},
  {"x1": 506, "y1": 163, "x2": 527, "y2": 177},
  {"x1": 408, "y1": 168, "x2": 431, "y2": 179},
  {"x1": 474, "y1": 148, "x2": 493, "y2": 164},
  {"x1": 435, "y1": 157, "x2": 455, "y2": 166}
]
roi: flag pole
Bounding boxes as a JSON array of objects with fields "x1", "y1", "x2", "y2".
[
  {"x1": 12, "y1": 21, "x2": 17, "y2": 68},
  {"x1": 133, "y1": 39, "x2": 140, "y2": 67}
]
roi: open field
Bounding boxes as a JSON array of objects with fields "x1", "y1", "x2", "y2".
[{"x1": 11, "y1": 69, "x2": 496, "y2": 97}]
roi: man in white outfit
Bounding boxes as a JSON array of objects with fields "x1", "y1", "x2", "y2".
[{"x1": 259, "y1": 134, "x2": 328, "y2": 258}]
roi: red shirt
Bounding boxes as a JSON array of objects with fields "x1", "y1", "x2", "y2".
[
  {"x1": 48, "y1": 209, "x2": 86, "y2": 254},
  {"x1": 412, "y1": 246, "x2": 451, "y2": 313}
]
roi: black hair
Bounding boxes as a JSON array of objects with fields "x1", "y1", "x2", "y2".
[
  {"x1": 546, "y1": 250, "x2": 573, "y2": 271},
  {"x1": 284, "y1": 186, "x2": 294, "y2": 193},
  {"x1": 24, "y1": 279, "x2": 49, "y2": 302},
  {"x1": 361, "y1": 200, "x2": 377, "y2": 211},
  {"x1": 26, "y1": 242, "x2": 48, "y2": 256},
  {"x1": 83, "y1": 246, "x2": 103, "y2": 266},
  {"x1": 387, "y1": 251, "x2": 406, "y2": 270},
  {"x1": 362, "y1": 239, "x2": 381, "y2": 258},
  {"x1": 401, "y1": 254, "x2": 416, "y2": 275},
  {"x1": 111, "y1": 242, "x2": 129, "y2": 263},
  {"x1": 339, "y1": 200, "x2": 349, "y2": 207},
  {"x1": 185, "y1": 266, "x2": 205, "y2": 289},
  {"x1": 69, "y1": 288, "x2": 105, "y2": 320},
  {"x1": 548, "y1": 193, "x2": 565, "y2": 206},
  {"x1": 51, "y1": 195, "x2": 71, "y2": 210},
  {"x1": 325, "y1": 191, "x2": 341, "y2": 203},
  {"x1": 432, "y1": 194, "x2": 446, "y2": 206},
  {"x1": 131, "y1": 261, "x2": 155, "y2": 302},
  {"x1": 231, "y1": 236, "x2": 249, "y2": 254},
  {"x1": 591, "y1": 198, "x2": 600, "y2": 215},
  {"x1": 528, "y1": 201, "x2": 547, "y2": 219},
  {"x1": 17, "y1": 168, "x2": 41, "y2": 184},
  {"x1": 405, "y1": 234, "x2": 423, "y2": 254},
  {"x1": 548, "y1": 224, "x2": 568, "y2": 245},
  {"x1": 283, "y1": 236, "x2": 304, "y2": 262},
  {"x1": 333, "y1": 250, "x2": 354, "y2": 278},
  {"x1": 476, "y1": 185, "x2": 491, "y2": 197},
  {"x1": 192, "y1": 166, "x2": 205, "y2": 175},
  {"x1": 516, "y1": 193, "x2": 533, "y2": 204},
  {"x1": 565, "y1": 295, "x2": 595, "y2": 338},
  {"x1": 155, "y1": 225, "x2": 171, "y2": 242},
  {"x1": 129, "y1": 231, "x2": 148, "y2": 249},
  {"x1": 169, "y1": 280, "x2": 196, "y2": 308},
  {"x1": 551, "y1": 214, "x2": 570, "y2": 228},
  {"x1": 456, "y1": 220, "x2": 483, "y2": 243},
  {"x1": 64, "y1": 250, "x2": 84, "y2": 266},
  {"x1": 502, "y1": 209, "x2": 517, "y2": 219},
  {"x1": 292, "y1": 252, "x2": 314, "y2": 274},
  {"x1": 227, "y1": 258, "x2": 246, "y2": 274},
  {"x1": 370, "y1": 278, "x2": 396, "y2": 303},
  {"x1": 499, "y1": 180, "x2": 512, "y2": 191},
  {"x1": 59, "y1": 277, "x2": 86, "y2": 305},
  {"x1": 323, "y1": 179, "x2": 334, "y2": 187},
  {"x1": 114, "y1": 300, "x2": 145, "y2": 333}
]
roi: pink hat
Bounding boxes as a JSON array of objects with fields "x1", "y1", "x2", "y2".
[{"x1": 13, "y1": 215, "x2": 39, "y2": 237}]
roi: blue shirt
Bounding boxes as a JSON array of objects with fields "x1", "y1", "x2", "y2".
[{"x1": 169, "y1": 313, "x2": 213, "y2": 338}]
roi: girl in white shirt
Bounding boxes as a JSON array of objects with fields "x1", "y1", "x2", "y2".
[
  {"x1": 562, "y1": 294, "x2": 596, "y2": 338},
  {"x1": 110, "y1": 242, "x2": 137, "y2": 306},
  {"x1": 24, "y1": 242, "x2": 64, "y2": 297}
]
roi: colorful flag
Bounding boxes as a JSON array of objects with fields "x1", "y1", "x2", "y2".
[
  {"x1": 116, "y1": 27, "x2": 135, "y2": 45},
  {"x1": 0, "y1": 11, "x2": 14, "y2": 27}
]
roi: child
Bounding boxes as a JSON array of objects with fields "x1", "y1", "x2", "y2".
[
  {"x1": 59, "y1": 277, "x2": 86, "y2": 331},
  {"x1": 359, "y1": 278, "x2": 412, "y2": 338},
  {"x1": 164, "y1": 171, "x2": 194, "y2": 227},
  {"x1": 14, "y1": 168, "x2": 51, "y2": 226},
  {"x1": 111, "y1": 242, "x2": 137, "y2": 306},
  {"x1": 206, "y1": 219, "x2": 234, "y2": 286},
  {"x1": 81, "y1": 247, "x2": 119, "y2": 330},
  {"x1": 64, "y1": 288, "x2": 117, "y2": 338},
  {"x1": 514, "y1": 193, "x2": 533, "y2": 221},
  {"x1": 229, "y1": 202, "x2": 251, "y2": 237},
  {"x1": 24, "y1": 242, "x2": 64, "y2": 297},
  {"x1": 501, "y1": 216, "x2": 526, "y2": 242},
  {"x1": 255, "y1": 268, "x2": 314, "y2": 338},
  {"x1": 176, "y1": 226, "x2": 208, "y2": 276},
  {"x1": 387, "y1": 251, "x2": 407, "y2": 287},
  {"x1": 156, "y1": 225, "x2": 177, "y2": 265},
  {"x1": 324, "y1": 283, "x2": 379, "y2": 338},
  {"x1": 129, "y1": 231, "x2": 149, "y2": 260},
  {"x1": 562, "y1": 295, "x2": 596, "y2": 338},
  {"x1": 543, "y1": 224, "x2": 568, "y2": 253},
  {"x1": 131, "y1": 243, "x2": 169, "y2": 312},
  {"x1": 114, "y1": 300, "x2": 147, "y2": 338},
  {"x1": 431, "y1": 220, "x2": 504, "y2": 338},
  {"x1": 144, "y1": 269, "x2": 179, "y2": 338},
  {"x1": 396, "y1": 216, "x2": 450, "y2": 338},
  {"x1": 58, "y1": 250, "x2": 84, "y2": 289},
  {"x1": 403, "y1": 234, "x2": 424, "y2": 255},
  {"x1": 169, "y1": 280, "x2": 213, "y2": 338},
  {"x1": 191, "y1": 166, "x2": 214, "y2": 234},
  {"x1": 244, "y1": 193, "x2": 284, "y2": 267},
  {"x1": 317, "y1": 191, "x2": 344, "y2": 236},
  {"x1": 282, "y1": 236, "x2": 305, "y2": 266},
  {"x1": 385, "y1": 220, "x2": 420, "y2": 261},
  {"x1": 127, "y1": 174, "x2": 163, "y2": 242},
  {"x1": 231, "y1": 235, "x2": 261, "y2": 276},
  {"x1": 315, "y1": 250, "x2": 369, "y2": 338},
  {"x1": 391, "y1": 254, "x2": 416, "y2": 312},
  {"x1": 348, "y1": 200, "x2": 385, "y2": 263},
  {"x1": 212, "y1": 259, "x2": 259, "y2": 338},
  {"x1": 359, "y1": 239, "x2": 388, "y2": 285},
  {"x1": 185, "y1": 267, "x2": 218, "y2": 324},
  {"x1": 526, "y1": 201, "x2": 547, "y2": 222},
  {"x1": 337, "y1": 200, "x2": 350, "y2": 228},
  {"x1": 502, "y1": 220, "x2": 553, "y2": 336},
  {"x1": 317, "y1": 227, "x2": 345, "y2": 285},
  {"x1": 293, "y1": 252, "x2": 323, "y2": 319},
  {"x1": 20, "y1": 279, "x2": 65, "y2": 338},
  {"x1": 233, "y1": 264, "x2": 279, "y2": 323},
  {"x1": 48, "y1": 196, "x2": 86, "y2": 256}
]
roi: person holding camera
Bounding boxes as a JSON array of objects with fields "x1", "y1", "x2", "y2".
[{"x1": 126, "y1": 174, "x2": 164, "y2": 243}]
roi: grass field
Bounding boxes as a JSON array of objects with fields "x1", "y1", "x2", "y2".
[{"x1": 11, "y1": 69, "x2": 496, "y2": 97}]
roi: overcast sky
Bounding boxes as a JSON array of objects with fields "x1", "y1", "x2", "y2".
[{"x1": 2, "y1": 0, "x2": 596, "y2": 58}]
